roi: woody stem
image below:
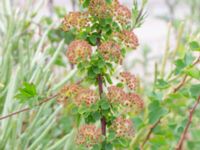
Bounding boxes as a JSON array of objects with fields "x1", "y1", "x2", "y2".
[{"x1": 97, "y1": 74, "x2": 106, "y2": 136}]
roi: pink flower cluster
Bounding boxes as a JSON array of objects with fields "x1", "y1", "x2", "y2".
[
  {"x1": 99, "y1": 41, "x2": 122, "y2": 64},
  {"x1": 74, "y1": 88, "x2": 98, "y2": 107},
  {"x1": 57, "y1": 84, "x2": 98, "y2": 107},
  {"x1": 107, "y1": 86, "x2": 126, "y2": 103},
  {"x1": 66, "y1": 40, "x2": 92, "y2": 64},
  {"x1": 57, "y1": 84, "x2": 81, "y2": 105},
  {"x1": 111, "y1": 117, "x2": 134, "y2": 138},
  {"x1": 113, "y1": 4, "x2": 132, "y2": 27},
  {"x1": 76, "y1": 124, "x2": 102, "y2": 148},
  {"x1": 88, "y1": 0, "x2": 109, "y2": 18},
  {"x1": 107, "y1": 71, "x2": 144, "y2": 113},
  {"x1": 62, "y1": 12, "x2": 90, "y2": 32},
  {"x1": 115, "y1": 30, "x2": 139, "y2": 49},
  {"x1": 120, "y1": 71, "x2": 138, "y2": 90}
]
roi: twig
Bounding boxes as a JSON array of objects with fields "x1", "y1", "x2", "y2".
[
  {"x1": 175, "y1": 96, "x2": 200, "y2": 150},
  {"x1": 0, "y1": 94, "x2": 58, "y2": 121},
  {"x1": 142, "y1": 56, "x2": 200, "y2": 148},
  {"x1": 0, "y1": 79, "x2": 84, "y2": 121},
  {"x1": 96, "y1": 30, "x2": 106, "y2": 136},
  {"x1": 141, "y1": 118, "x2": 161, "y2": 148}
]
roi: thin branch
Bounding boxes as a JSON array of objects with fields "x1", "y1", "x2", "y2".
[
  {"x1": 176, "y1": 96, "x2": 200, "y2": 150},
  {"x1": 0, "y1": 94, "x2": 58, "y2": 121},
  {"x1": 141, "y1": 118, "x2": 161, "y2": 148},
  {"x1": 141, "y1": 56, "x2": 200, "y2": 147},
  {"x1": 0, "y1": 79, "x2": 84, "y2": 121}
]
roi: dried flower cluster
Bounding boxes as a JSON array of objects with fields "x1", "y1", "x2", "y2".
[
  {"x1": 99, "y1": 41, "x2": 122, "y2": 64},
  {"x1": 62, "y1": 12, "x2": 90, "y2": 32},
  {"x1": 111, "y1": 117, "x2": 134, "y2": 138},
  {"x1": 76, "y1": 124, "x2": 102, "y2": 148},
  {"x1": 66, "y1": 40, "x2": 92, "y2": 64},
  {"x1": 120, "y1": 71, "x2": 138, "y2": 90}
]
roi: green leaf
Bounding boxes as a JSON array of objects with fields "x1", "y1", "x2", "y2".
[
  {"x1": 92, "y1": 144, "x2": 101, "y2": 150},
  {"x1": 105, "y1": 143, "x2": 113, "y2": 150},
  {"x1": 185, "y1": 67, "x2": 200, "y2": 80},
  {"x1": 190, "y1": 84, "x2": 200, "y2": 98},
  {"x1": 184, "y1": 52, "x2": 195, "y2": 66},
  {"x1": 116, "y1": 83, "x2": 124, "y2": 88},
  {"x1": 105, "y1": 0, "x2": 112, "y2": 4},
  {"x1": 148, "y1": 101, "x2": 168, "y2": 124},
  {"x1": 189, "y1": 41, "x2": 200, "y2": 51},
  {"x1": 149, "y1": 135, "x2": 165, "y2": 145},
  {"x1": 88, "y1": 34, "x2": 97, "y2": 45},
  {"x1": 104, "y1": 74, "x2": 112, "y2": 84},
  {"x1": 100, "y1": 100, "x2": 110, "y2": 110},
  {"x1": 107, "y1": 131, "x2": 116, "y2": 142},
  {"x1": 155, "y1": 79, "x2": 170, "y2": 89},
  {"x1": 15, "y1": 82, "x2": 39, "y2": 105},
  {"x1": 78, "y1": 105, "x2": 88, "y2": 114},
  {"x1": 92, "y1": 111, "x2": 101, "y2": 120},
  {"x1": 174, "y1": 59, "x2": 186, "y2": 74},
  {"x1": 82, "y1": 0, "x2": 90, "y2": 8},
  {"x1": 90, "y1": 103, "x2": 99, "y2": 112}
]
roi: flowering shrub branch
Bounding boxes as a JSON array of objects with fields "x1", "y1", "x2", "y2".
[
  {"x1": 176, "y1": 96, "x2": 200, "y2": 150},
  {"x1": 57, "y1": 0, "x2": 145, "y2": 149}
]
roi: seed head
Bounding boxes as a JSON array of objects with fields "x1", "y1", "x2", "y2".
[
  {"x1": 119, "y1": 71, "x2": 138, "y2": 90},
  {"x1": 99, "y1": 41, "x2": 122, "y2": 64},
  {"x1": 76, "y1": 124, "x2": 102, "y2": 148},
  {"x1": 111, "y1": 117, "x2": 134, "y2": 138},
  {"x1": 66, "y1": 40, "x2": 92, "y2": 64}
]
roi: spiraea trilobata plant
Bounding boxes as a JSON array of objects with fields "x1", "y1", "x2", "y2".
[{"x1": 58, "y1": 0, "x2": 144, "y2": 149}]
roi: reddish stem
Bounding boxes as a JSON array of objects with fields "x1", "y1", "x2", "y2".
[
  {"x1": 0, "y1": 94, "x2": 58, "y2": 121},
  {"x1": 176, "y1": 96, "x2": 200, "y2": 150},
  {"x1": 97, "y1": 74, "x2": 106, "y2": 136}
]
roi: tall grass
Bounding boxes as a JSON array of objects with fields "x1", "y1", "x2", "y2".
[{"x1": 0, "y1": 0, "x2": 77, "y2": 149}]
